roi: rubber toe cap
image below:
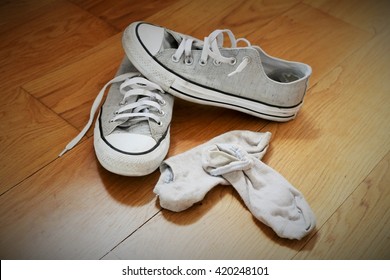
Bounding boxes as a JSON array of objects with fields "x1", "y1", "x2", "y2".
[
  {"x1": 137, "y1": 23, "x2": 165, "y2": 56},
  {"x1": 105, "y1": 133, "x2": 157, "y2": 153}
]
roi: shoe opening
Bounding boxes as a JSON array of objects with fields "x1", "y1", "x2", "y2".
[
  {"x1": 266, "y1": 68, "x2": 305, "y2": 83},
  {"x1": 256, "y1": 47, "x2": 311, "y2": 83},
  {"x1": 160, "y1": 31, "x2": 179, "y2": 51}
]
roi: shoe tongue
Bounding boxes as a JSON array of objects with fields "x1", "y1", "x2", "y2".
[
  {"x1": 159, "y1": 31, "x2": 177, "y2": 52},
  {"x1": 113, "y1": 93, "x2": 154, "y2": 138},
  {"x1": 114, "y1": 119, "x2": 152, "y2": 139},
  {"x1": 126, "y1": 120, "x2": 151, "y2": 135},
  {"x1": 159, "y1": 30, "x2": 205, "y2": 53}
]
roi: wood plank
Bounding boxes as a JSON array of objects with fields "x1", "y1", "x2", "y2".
[
  {"x1": 0, "y1": 0, "x2": 118, "y2": 94},
  {"x1": 23, "y1": 34, "x2": 124, "y2": 135},
  {"x1": 0, "y1": 88, "x2": 79, "y2": 194},
  {"x1": 104, "y1": 185, "x2": 308, "y2": 260},
  {"x1": 1, "y1": 0, "x2": 388, "y2": 261},
  {"x1": 146, "y1": 0, "x2": 301, "y2": 39},
  {"x1": 0, "y1": 0, "x2": 118, "y2": 193},
  {"x1": 247, "y1": 3, "x2": 372, "y2": 87},
  {"x1": 262, "y1": 28, "x2": 390, "y2": 225},
  {"x1": 0, "y1": 0, "x2": 56, "y2": 34},
  {"x1": 69, "y1": 0, "x2": 180, "y2": 30},
  {"x1": 304, "y1": 0, "x2": 390, "y2": 34},
  {"x1": 0, "y1": 138, "x2": 161, "y2": 259},
  {"x1": 294, "y1": 151, "x2": 390, "y2": 259},
  {"x1": 106, "y1": 7, "x2": 390, "y2": 260}
]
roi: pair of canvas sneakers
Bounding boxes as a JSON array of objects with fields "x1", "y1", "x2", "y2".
[{"x1": 60, "y1": 22, "x2": 312, "y2": 176}]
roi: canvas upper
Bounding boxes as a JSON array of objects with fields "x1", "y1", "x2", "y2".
[
  {"x1": 123, "y1": 21, "x2": 312, "y2": 121},
  {"x1": 60, "y1": 56, "x2": 174, "y2": 176}
]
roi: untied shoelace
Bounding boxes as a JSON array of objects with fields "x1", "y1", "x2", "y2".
[{"x1": 59, "y1": 73, "x2": 165, "y2": 157}]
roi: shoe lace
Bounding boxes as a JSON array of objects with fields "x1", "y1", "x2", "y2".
[
  {"x1": 172, "y1": 29, "x2": 252, "y2": 76},
  {"x1": 59, "y1": 73, "x2": 165, "y2": 157}
]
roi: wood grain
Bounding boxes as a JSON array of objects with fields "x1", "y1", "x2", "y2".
[
  {"x1": 146, "y1": 0, "x2": 301, "y2": 39},
  {"x1": 69, "y1": 0, "x2": 180, "y2": 30},
  {"x1": 0, "y1": 0, "x2": 118, "y2": 193},
  {"x1": 0, "y1": 0, "x2": 117, "y2": 93},
  {"x1": 0, "y1": 0, "x2": 389, "y2": 260},
  {"x1": 305, "y1": 0, "x2": 390, "y2": 34},
  {"x1": 23, "y1": 34, "x2": 124, "y2": 135},
  {"x1": 0, "y1": 138, "x2": 161, "y2": 259},
  {"x1": 0, "y1": 88, "x2": 79, "y2": 194},
  {"x1": 295, "y1": 151, "x2": 390, "y2": 259},
  {"x1": 0, "y1": 0, "x2": 56, "y2": 34},
  {"x1": 247, "y1": 3, "x2": 372, "y2": 87},
  {"x1": 104, "y1": 185, "x2": 309, "y2": 260}
]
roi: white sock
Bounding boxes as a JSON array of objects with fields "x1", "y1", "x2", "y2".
[
  {"x1": 202, "y1": 143, "x2": 316, "y2": 240},
  {"x1": 154, "y1": 130, "x2": 272, "y2": 212}
]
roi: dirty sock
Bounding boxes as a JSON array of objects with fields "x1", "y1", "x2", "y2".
[
  {"x1": 202, "y1": 143, "x2": 316, "y2": 240},
  {"x1": 154, "y1": 130, "x2": 271, "y2": 212}
]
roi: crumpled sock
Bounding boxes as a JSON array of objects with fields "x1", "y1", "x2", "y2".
[
  {"x1": 202, "y1": 143, "x2": 316, "y2": 240},
  {"x1": 154, "y1": 130, "x2": 272, "y2": 212}
]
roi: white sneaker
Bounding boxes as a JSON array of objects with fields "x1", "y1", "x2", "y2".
[
  {"x1": 59, "y1": 57, "x2": 174, "y2": 176},
  {"x1": 123, "y1": 22, "x2": 312, "y2": 121}
]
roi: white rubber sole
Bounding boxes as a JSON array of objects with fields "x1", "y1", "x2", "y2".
[
  {"x1": 123, "y1": 23, "x2": 302, "y2": 122},
  {"x1": 93, "y1": 117, "x2": 170, "y2": 176}
]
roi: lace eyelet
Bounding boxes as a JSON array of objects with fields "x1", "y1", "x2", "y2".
[
  {"x1": 158, "y1": 99, "x2": 167, "y2": 106},
  {"x1": 119, "y1": 101, "x2": 127, "y2": 106},
  {"x1": 229, "y1": 57, "x2": 237, "y2": 65},
  {"x1": 185, "y1": 56, "x2": 193, "y2": 65},
  {"x1": 213, "y1": 59, "x2": 222, "y2": 66},
  {"x1": 109, "y1": 119, "x2": 115, "y2": 123},
  {"x1": 199, "y1": 59, "x2": 207, "y2": 66},
  {"x1": 157, "y1": 121, "x2": 163, "y2": 127},
  {"x1": 113, "y1": 111, "x2": 119, "y2": 116},
  {"x1": 158, "y1": 110, "x2": 165, "y2": 116},
  {"x1": 171, "y1": 54, "x2": 180, "y2": 63}
]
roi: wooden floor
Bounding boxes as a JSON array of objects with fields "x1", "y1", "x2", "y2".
[{"x1": 0, "y1": 0, "x2": 389, "y2": 260}]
